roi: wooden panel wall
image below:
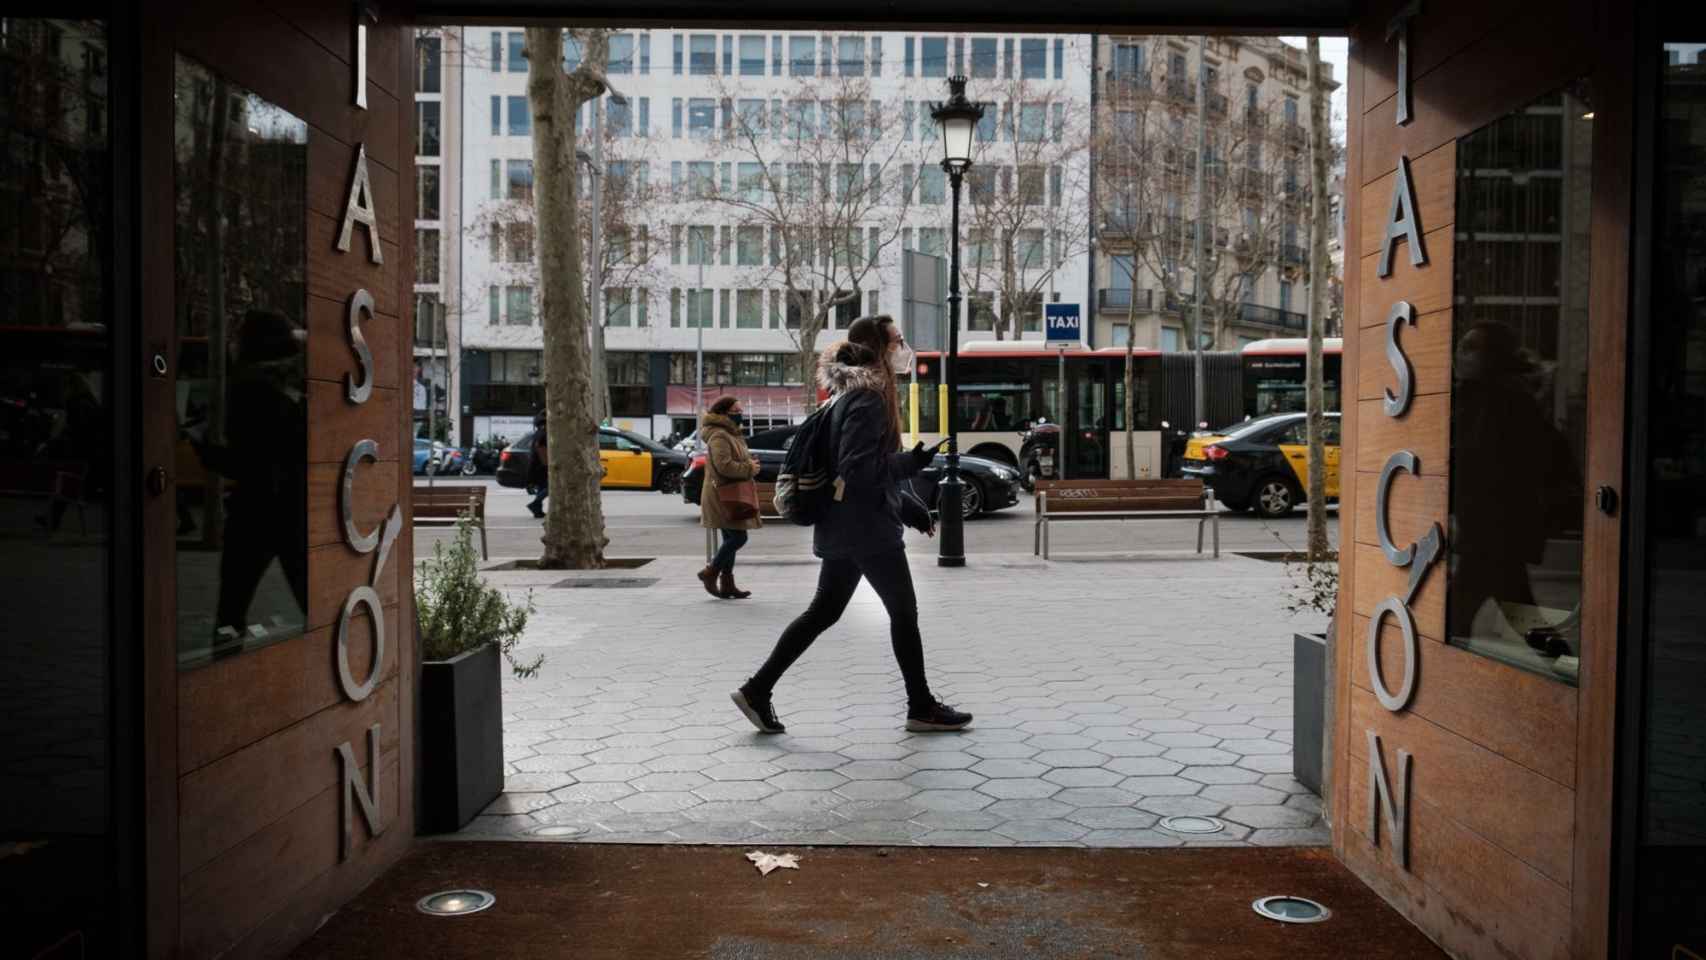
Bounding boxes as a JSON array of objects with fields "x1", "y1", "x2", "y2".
[
  {"x1": 141, "y1": 3, "x2": 416, "y2": 957},
  {"x1": 1334, "y1": 1, "x2": 1629, "y2": 958}
]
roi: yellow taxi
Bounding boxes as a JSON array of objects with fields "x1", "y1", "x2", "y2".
[{"x1": 1181, "y1": 412, "x2": 1340, "y2": 518}]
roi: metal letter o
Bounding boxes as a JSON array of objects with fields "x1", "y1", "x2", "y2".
[
  {"x1": 336, "y1": 585, "x2": 385, "y2": 702},
  {"x1": 1367, "y1": 596, "x2": 1418, "y2": 712}
]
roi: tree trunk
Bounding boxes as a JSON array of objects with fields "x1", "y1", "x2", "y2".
[
  {"x1": 794, "y1": 290, "x2": 822, "y2": 413},
  {"x1": 1305, "y1": 35, "x2": 1334, "y2": 828},
  {"x1": 1304, "y1": 38, "x2": 1331, "y2": 564},
  {"x1": 528, "y1": 27, "x2": 609, "y2": 569}
]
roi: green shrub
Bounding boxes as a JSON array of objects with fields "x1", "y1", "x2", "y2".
[{"x1": 416, "y1": 513, "x2": 543, "y2": 678}]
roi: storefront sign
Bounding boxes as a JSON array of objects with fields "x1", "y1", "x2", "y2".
[
  {"x1": 329, "y1": 11, "x2": 395, "y2": 860},
  {"x1": 1365, "y1": 6, "x2": 1439, "y2": 872}
]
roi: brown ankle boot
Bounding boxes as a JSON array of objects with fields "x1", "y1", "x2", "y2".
[
  {"x1": 696, "y1": 564, "x2": 723, "y2": 598},
  {"x1": 718, "y1": 570, "x2": 751, "y2": 599}
]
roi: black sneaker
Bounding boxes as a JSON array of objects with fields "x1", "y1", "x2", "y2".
[
  {"x1": 731, "y1": 687, "x2": 785, "y2": 734},
  {"x1": 906, "y1": 699, "x2": 973, "y2": 732}
]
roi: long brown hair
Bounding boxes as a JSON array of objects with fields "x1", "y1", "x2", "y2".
[{"x1": 846, "y1": 314, "x2": 902, "y2": 450}]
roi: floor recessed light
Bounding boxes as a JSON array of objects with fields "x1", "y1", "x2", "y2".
[
  {"x1": 416, "y1": 889, "x2": 496, "y2": 917},
  {"x1": 1159, "y1": 815, "x2": 1226, "y2": 834},
  {"x1": 1252, "y1": 895, "x2": 1331, "y2": 924},
  {"x1": 529, "y1": 824, "x2": 587, "y2": 838}
]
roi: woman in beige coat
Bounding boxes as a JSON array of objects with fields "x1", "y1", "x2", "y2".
[{"x1": 697, "y1": 395, "x2": 762, "y2": 599}]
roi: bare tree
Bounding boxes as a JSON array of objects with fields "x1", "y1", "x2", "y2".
[
  {"x1": 704, "y1": 73, "x2": 919, "y2": 411},
  {"x1": 1304, "y1": 39, "x2": 1332, "y2": 564},
  {"x1": 525, "y1": 27, "x2": 610, "y2": 568},
  {"x1": 934, "y1": 75, "x2": 1093, "y2": 342},
  {"x1": 1095, "y1": 40, "x2": 1310, "y2": 353}
]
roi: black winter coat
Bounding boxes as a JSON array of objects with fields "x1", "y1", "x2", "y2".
[{"x1": 812, "y1": 344, "x2": 925, "y2": 560}]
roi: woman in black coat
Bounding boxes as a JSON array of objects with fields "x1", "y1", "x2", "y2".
[{"x1": 731, "y1": 315, "x2": 972, "y2": 734}]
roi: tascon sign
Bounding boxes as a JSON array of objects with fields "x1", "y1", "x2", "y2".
[
  {"x1": 1365, "y1": 0, "x2": 1436, "y2": 870},
  {"x1": 329, "y1": 4, "x2": 398, "y2": 863}
]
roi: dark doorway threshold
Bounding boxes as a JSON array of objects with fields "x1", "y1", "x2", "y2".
[{"x1": 291, "y1": 842, "x2": 1445, "y2": 959}]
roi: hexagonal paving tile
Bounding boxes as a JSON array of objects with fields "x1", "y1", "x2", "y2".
[
  {"x1": 768, "y1": 770, "x2": 850, "y2": 792},
  {"x1": 835, "y1": 780, "x2": 920, "y2": 802},
  {"x1": 1080, "y1": 829, "x2": 1184, "y2": 847},
  {"x1": 985, "y1": 798, "x2": 1075, "y2": 820},
  {"x1": 511, "y1": 754, "x2": 593, "y2": 774},
  {"x1": 1066, "y1": 806, "x2": 1158, "y2": 830},
  {"x1": 904, "y1": 769, "x2": 985, "y2": 790},
  {"x1": 1031, "y1": 749, "x2": 1110, "y2": 768},
  {"x1": 835, "y1": 799, "x2": 928, "y2": 822},
  {"x1": 1042, "y1": 767, "x2": 1125, "y2": 789},
  {"x1": 910, "y1": 790, "x2": 997, "y2": 812},
  {"x1": 763, "y1": 790, "x2": 848, "y2": 813},
  {"x1": 994, "y1": 819, "x2": 1089, "y2": 843},
  {"x1": 694, "y1": 780, "x2": 778, "y2": 802},
  {"x1": 771, "y1": 752, "x2": 848, "y2": 772},
  {"x1": 1117, "y1": 776, "x2": 1204, "y2": 797},
  {"x1": 550, "y1": 781, "x2": 635, "y2": 803},
  {"x1": 1222, "y1": 805, "x2": 1320, "y2": 830},
  {"x1": 711, "y1": 745, "x2": 785, "y2": 764},
  {"x1": 970, "y1": 758, "x2": 1050, "y2": 779},
  {"x1": 642, "y1": 754, "x2": 720, "y2": 774},
  {"x1": 670, "y1": 820, "x2": 767, "y2": 843},
  {"x1": 1095, "y1": 740, "x2": 1168, "y2": 758},
  {"x1": 833, "y1": 820, "x2": 931, "y2": 843},
  {"x1": 573, "y1": 763, "x2": 652, "y2": 783},
  {"x1": 1103, "y1": 756, "x2": 1182, "y2": 777},
  {"x1": 702, "y1": 762, "x2": 783, "y2": 781},
  {"x1": 1051, "y1": 787, "x2": 1142, "y2": 808},
  {"x1": 903, "y1": 751, "x2": 980, "y2": 771},
  {"x1": 1161, "y1": 747, "x2": 1240, "y2": 766},
  {"x1": 1179, "y1": 765, "x2": 1264, "y2": 785},
  {"x1": 615, "y1": 791, "x2": 702, "y2": 814},
  {"x1": 1147, "y1": 733, "x2": 1219, "y2": 749},
  {"x1": 977, "y1": 778, "x2": 1061, "y2": 800},
  {"x1": 839, "y1": 743, "x2": 912, "y2": 761},
  {"x1": 481, "y1": 792, "x2": 558, "y2": 816},
  {"x1": 654, "y1": 739, "x2": 729, "y2": 756},
  {"x1": 504, "y1": 773, "x2": 578, "y2": 793},
  {"x1": 1236, "y1": 754, "x2": 1296, "y2": 774},
  {"x1": 631, "y1": 771, "x2": 710, "y2": 793},
  {"x1": 1018, "y1": 720, "x2": 1084, "y2": 735},
  {"x1": 1200, "y1": 784, "x2": 1288, "y2": 806},
  {"x1": 1136, "y1": 795, "x2": 1229, "y2": 819},
  {"x1": 1218, "y1": 738, "x2": 1290, "y2": 755},
  {"x1": 913, "y1": 809, "x2": 1004, "y2": 831},
  {"x1": 836, "y1": 760, "x2": 914, "y2": 780}
]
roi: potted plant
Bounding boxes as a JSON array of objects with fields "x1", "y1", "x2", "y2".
[
  {"x1": 415, "y1": 514, "x2": 542, "y2": 833},
  {"x1": 1285, "y1": 552, "x2": 1337, "y2": 797}
]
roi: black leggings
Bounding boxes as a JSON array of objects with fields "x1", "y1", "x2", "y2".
[{"x1": 747, "y1": 548, "x2": 932, "y2": 706}]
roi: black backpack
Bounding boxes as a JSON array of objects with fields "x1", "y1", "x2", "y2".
[{"x1": 772, "y1": 397, "x2": 842, "y2": 526}]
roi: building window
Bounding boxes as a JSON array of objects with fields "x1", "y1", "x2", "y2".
[
  {"x1": 416, "y1": 229, "x2": 440, "y2": 284},
  {"x1": 872, "y1": 37, "x2": 884, "y2": 75},
  {"x1": 605, "y1": 288, "x2": 637, "y2": 327},
  {"x1": 1016, "y1": 228, "x2": 1044, "y2": 270},
  {"x1": 563, "y1": 33, "x2": 582, "y2": 70},
  {"x1": 640, "y1": 33, "x2": 651, "y2": 73},
  {"x1": 904, "y1": 36, "x2": 915, "y2": 77},
  {"x1": 507, "y1": 159, "x2": 533, "y2": 201},
  {"x1": 918, "y1": 165, "x2": 946, "y2": 204},
  {"x1": 968, "y1": 291, "x2": 996, "y2": 330},
  {"x1": 490, "y1": 31, "x2": 502, "y2": 71},
  {"x1": 739, "y1": 35, "x2": 765, "y2": 75},
  {"x1": 1160, "y1": 327, "x2": 1181, "y2": 352},
  {"x1": 785, "y1": 100, "x2": 816, "y2": 140},
  {"x1": 971, "y1": 37, "x2": 997, "y2": 78},
  {"x1": 838, "y1": 35, "x2": 865, "y2": 76},
  {"x1": 608, "y1": 32, "x2": 634, "y2": 74},
  {"x1": 789, "y1": 36, "x2": 815, "y2": 76},
  {"x1": 416, "y1": 35, "x2": 441, "y2": 93},
  {"x1": 1018, "y1": 102, "x2": 1046, "y2": 142},
  {"x1": 416, "y1": 101, "x2": 440, "y2": 157},
  {"x1": 488, "y1": 286, "x2": 500, "y2": 324},
  {"x1": 689, "y1": 34, "x2": 715, "y2": 75},
  {"x1": 506, "y1": 221, "x2": 533, "y2": 263},
  {"x1": 736, "y1": 289, "x2": 763, "y2": 328},
  {"x1": 686, "y1": 162, "x2": 714, "y2": 198},
  {"x1": 1020, "y1": 38, "x2": 1047, "y2": 79},
  {"x1": 975, "y1": 101, "x2": 997, "y2": 141},
  {"x1": 688, "y1": 97, "x2": 715, "y2": 138},
  {"x1": 417, "y1": 165, "x2": 440, "y2": 219},
  {"x1": 920, "y1": 36, "x2": 947, "y2": 78},
  {"x1": 507, "y1": 96, "x2": 530, "y2": 135},
  {"x1": 685, "y1": 288, "x2": 713, "y2": 328},
  {"x1": 506, "y1": 285, "x2": 533, "y2": 325},
  {"x1": 1054, "y1": 38, "x2": 1065, "y2": 79},
  {"x1": 686, "y1": 225, "x2": 714, "y2": 264},
  {"x1": 507, "y1": 32, "x2": 526, "y2": 72},
  {"x1": 1279, "y1": 279, "x2": 1293, "y2": 312},
  {"x1": 737, "y1": 226, "x2": 764, "y2": 265},
  {"x1": 918, "y1": 227, "x2": 946, "y2": 256}
]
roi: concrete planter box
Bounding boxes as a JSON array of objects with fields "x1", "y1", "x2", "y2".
[
  {"x1": 419, "y1": 642, "x2": 504, "y2": 833},
  {"x1": 1293, "y1": 632, "x2": 1327, "y2": 795}
]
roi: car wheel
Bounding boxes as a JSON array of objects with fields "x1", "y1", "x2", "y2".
[
  {"x1": 1253, "y1": 476, "x2": 1298, "y2": 518},
  {"x1": 657, "y1": 466, "x2": 683, "y2": 495},
  {"x1": 958, "y1": 479, "x2": 985, "y2": 519}
]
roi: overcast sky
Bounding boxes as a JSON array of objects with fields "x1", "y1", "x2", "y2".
[{"x1": 1281, "y1": 36, "x2": 1349, "y2": 134}]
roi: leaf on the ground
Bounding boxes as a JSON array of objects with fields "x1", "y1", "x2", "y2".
[{"x1": 746, "y1": 851, "x2": 801, "y2": 876}]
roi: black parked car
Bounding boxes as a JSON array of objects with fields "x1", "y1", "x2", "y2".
[
  {"x1": 682, "y1": 424, "x2": 1025, "y2": 518},
  {"x1": 496, "y1": 426, "x2": 688, "y2": 494}
]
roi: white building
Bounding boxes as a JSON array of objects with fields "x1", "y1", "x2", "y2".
[{"x1": 423, "y1": 27, "x2": 1093, "y2": 443}]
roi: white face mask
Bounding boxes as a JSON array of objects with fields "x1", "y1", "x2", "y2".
[{"x1": 889, "y1": 340, "x2": 915, "y2": 376}]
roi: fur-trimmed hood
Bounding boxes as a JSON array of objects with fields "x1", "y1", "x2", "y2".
[{"x1": 816, "y1": 340, "x2": 889, "y2": 396}]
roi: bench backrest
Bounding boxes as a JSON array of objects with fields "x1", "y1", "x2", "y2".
[
  {"x1": 413, "y1": 484, "x2": 487, "y2": 518},
  {"x1": 1036, "y1": 478, "x2": 1206, "y2": 514}
]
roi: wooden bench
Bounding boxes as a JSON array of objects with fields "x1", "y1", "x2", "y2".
[
  {"x1": 1033, "y1": 479, "x2": 1219, "y2": 559},
  {"x1": 413, "y1": 484, "x2": 488, "y2": 559}
]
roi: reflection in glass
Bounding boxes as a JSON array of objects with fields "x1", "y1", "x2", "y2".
[
  {"x1": 1634, "y1": 41, "x2": 1706, "y2": 956},
  {"x1": 173, "y1": 55, "x2": 308, "y2": 668},
  {"x1": 0, "y1": 16, "x2": 114, "y2": 951},
  {"x1": 1447, "y1": 82, "x2": 1592, "y2": 683}
]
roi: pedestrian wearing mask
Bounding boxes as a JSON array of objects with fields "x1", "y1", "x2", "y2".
[
  {"x1": 697, "y1": 395, "x2": 763, "y2": 599},
  {"x1": 731, "y1": 315, "x2": 972, "y2": 734}
]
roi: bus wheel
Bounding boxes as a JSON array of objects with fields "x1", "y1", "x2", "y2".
[{"x1": 1253, "y1": 477, "x2": 1297, "y2": 518}]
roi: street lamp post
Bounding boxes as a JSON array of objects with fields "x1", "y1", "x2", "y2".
[{"x1": 931, "y1": 77, "x2": 983, "y2": 569}]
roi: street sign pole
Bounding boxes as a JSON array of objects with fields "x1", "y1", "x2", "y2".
[{"x1": 1044, "y1": 303, "x2": 1081, "y2": 481}]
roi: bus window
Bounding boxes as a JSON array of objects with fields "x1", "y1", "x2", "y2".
[{"x1": 959, "y1": 385, "x2": 1030, "y2": 431}]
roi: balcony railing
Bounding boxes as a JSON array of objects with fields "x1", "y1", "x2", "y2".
[
  {"x1": 1282, "y1": 121, "x2": 1307, "y2": 147},
  {"x1": 1239, "y1": 302, "x2": 1307, "y2": 331},
  {"x1": 1162, "y1": 74, "x2": 1196, "y2": 103},
  {"x1": 1104, "y1": 70, "x2": 1153, "y2": 97},
  {"x1": 1280, "y1": 242, "x2": 1308, "y2": 265},
  {"x1": 1097, "y1": 287, "x2": 1155, "y2": 312},
  {"x1": 1241, "y1": 106, "x2": 1269, "y2": 130},
  {"x1": 1101, "y1": 210, "x2": 1144, "y2": 235}
]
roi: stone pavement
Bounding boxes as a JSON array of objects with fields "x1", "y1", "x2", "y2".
[{"x1": 450, "y1": 545, "x2": 1330, "y2": 849}]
